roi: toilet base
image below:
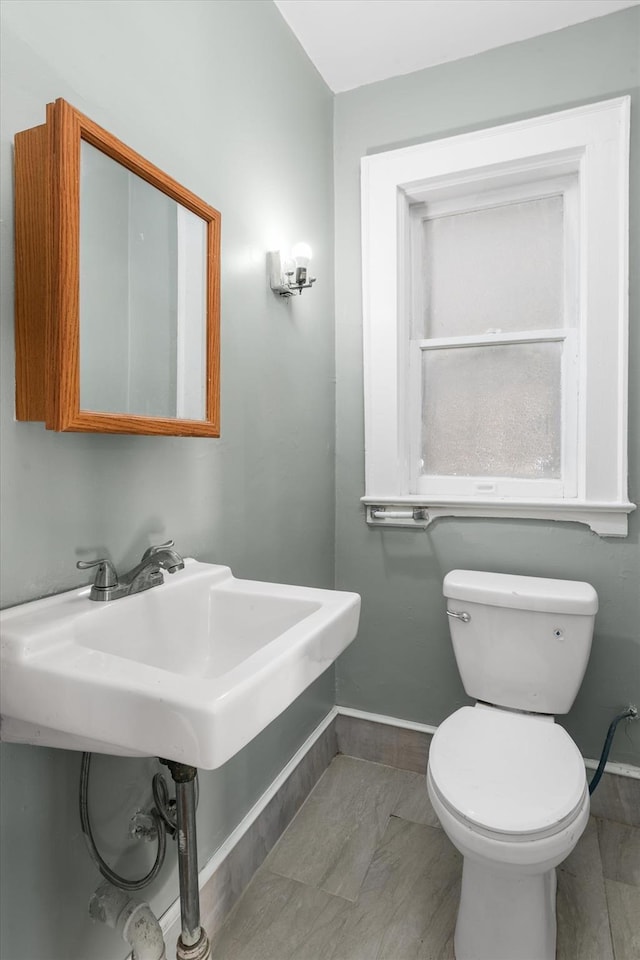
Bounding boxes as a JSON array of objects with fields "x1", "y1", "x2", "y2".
[{"x1": 454, "y1": 857, "x2": 557, "y2": 960}]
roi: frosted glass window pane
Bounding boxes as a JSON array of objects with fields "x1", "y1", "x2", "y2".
[
  {"x1": 423, "y1": 196, "x2": 564, "y2": 337},
  {"x1": 421, "y1": 341, "x2": 562, "y2": 478}
]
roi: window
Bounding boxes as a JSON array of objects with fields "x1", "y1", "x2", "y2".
[
  {"x1": 410, "y1": 180, "x2": 578, "y2": 501},
  {"x1": 361, "y1": 98, "x2": 634, "y2": 536}
]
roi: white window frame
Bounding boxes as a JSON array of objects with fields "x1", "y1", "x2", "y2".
[{"x1": 361, "y1": 97, "x2": 634, "y2": 537}]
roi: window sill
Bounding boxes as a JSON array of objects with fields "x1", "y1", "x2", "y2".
[{"x1": 362, "y1": 497, "x2": 636, "y2": 537}]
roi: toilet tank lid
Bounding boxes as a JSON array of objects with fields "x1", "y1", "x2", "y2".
[{"x1": 443, "y1": 570, "x2": 598, "y2": 615}]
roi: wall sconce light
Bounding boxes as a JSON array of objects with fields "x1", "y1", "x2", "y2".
[{"x1": 268, "y1": 243, "x2": 316, "y2": 297}]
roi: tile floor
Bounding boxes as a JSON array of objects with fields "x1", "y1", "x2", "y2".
[{"x1": 210, "y1": 755, "x2": 640, "y2": 960}]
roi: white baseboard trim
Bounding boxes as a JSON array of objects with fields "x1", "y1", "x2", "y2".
[
  {"x1": 583, "y1": 757, "x2": 640, "y2": 779},
  {"x1": 336, "y1": 705, "x2": 438, "y2": 736}
]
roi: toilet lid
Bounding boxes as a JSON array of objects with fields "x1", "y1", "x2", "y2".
[{"x1": 429, "y1": 707, "x2": 587, "y2": 837}]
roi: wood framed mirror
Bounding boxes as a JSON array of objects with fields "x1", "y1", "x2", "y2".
[{"x1": 14, "y1": 99, "x2": 221, "y2": 436}]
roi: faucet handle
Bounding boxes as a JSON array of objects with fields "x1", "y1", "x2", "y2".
[
  {"x1": 141, "y1": 540, "x2": 175, "y2": 561},
  {"x1": 76, "y1": 559, "x2": 118, "y2": 589}
]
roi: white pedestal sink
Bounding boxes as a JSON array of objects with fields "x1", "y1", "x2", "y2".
[{"x1": 0, "y1": 560, "x2": 361, "y2": 768}]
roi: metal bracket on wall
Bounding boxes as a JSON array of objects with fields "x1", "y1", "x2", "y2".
[{"x1": 366, "y1": 505, "x2": 430, "y2": 529}]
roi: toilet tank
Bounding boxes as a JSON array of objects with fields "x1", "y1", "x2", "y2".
[{"x1": 443, "y1": 570, "x2": 598, "y2": 714}]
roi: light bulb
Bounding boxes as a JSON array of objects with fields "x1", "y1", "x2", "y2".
[
  {"x1": 291, "y1": 243, "x2": 312, "y2": 286},
  {"x1": 291, "y1": 242, "x2": 312, "y2": 267}
]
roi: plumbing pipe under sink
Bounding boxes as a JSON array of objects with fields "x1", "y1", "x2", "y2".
[{"x1": 89, "y1": 881, "x2": 166, "y2": 960}]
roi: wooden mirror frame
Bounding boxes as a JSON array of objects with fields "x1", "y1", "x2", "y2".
[{"x1": 14, "y1": 99, "x2": 221, "y2": 436}]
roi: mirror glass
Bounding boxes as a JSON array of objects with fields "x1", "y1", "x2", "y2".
[{"x1": 79, "y1": 141, "x2": 207, "y2": 420}]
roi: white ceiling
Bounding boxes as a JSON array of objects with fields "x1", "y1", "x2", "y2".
[{"x1": 274, "y1": 0, "x2": 639, "y2": 93}]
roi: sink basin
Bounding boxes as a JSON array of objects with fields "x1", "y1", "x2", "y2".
[{"x1": 0, "y1": 560, "x2": 360, "y2": 768}]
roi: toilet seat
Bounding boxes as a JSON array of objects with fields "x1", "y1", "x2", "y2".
[{"x1": 428, "y1": 706, "x2": 587, "y2": 841}]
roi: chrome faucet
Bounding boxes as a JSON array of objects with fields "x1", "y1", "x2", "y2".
[{"x1": 77, "y1": 541, "x2": 185, "y2": 602}]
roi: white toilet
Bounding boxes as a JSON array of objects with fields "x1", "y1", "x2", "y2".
[{"x1": 427, "y1": 569, "x2": 598, "y2": 960}]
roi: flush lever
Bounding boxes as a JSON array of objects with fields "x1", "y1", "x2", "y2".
[{"x1": 447, "y1": 610, "x2": 471, "y2": 623}]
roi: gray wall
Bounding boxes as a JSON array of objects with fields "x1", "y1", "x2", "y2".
[
  {"x1": 334, "y1": 7, "x2": 640, "y2": 768},
  {"x1": 0, "y1": 2, "x2": 334, "y2": 958}
]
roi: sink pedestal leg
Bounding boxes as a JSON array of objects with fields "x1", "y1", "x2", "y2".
[{"x1": 163, "y1": 761, "x2": 211, "y2": 960}]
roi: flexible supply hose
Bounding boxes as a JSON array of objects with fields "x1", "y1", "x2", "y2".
[
  {"x1": 152, "y1": 773, "x2": 177, "y2": 837},
  {"x1": 80, "y1": 753, "x2": 167, "y2": 891},
  {"x1": 588, "y1": 706, "x2": 638, "y2": 795}
]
